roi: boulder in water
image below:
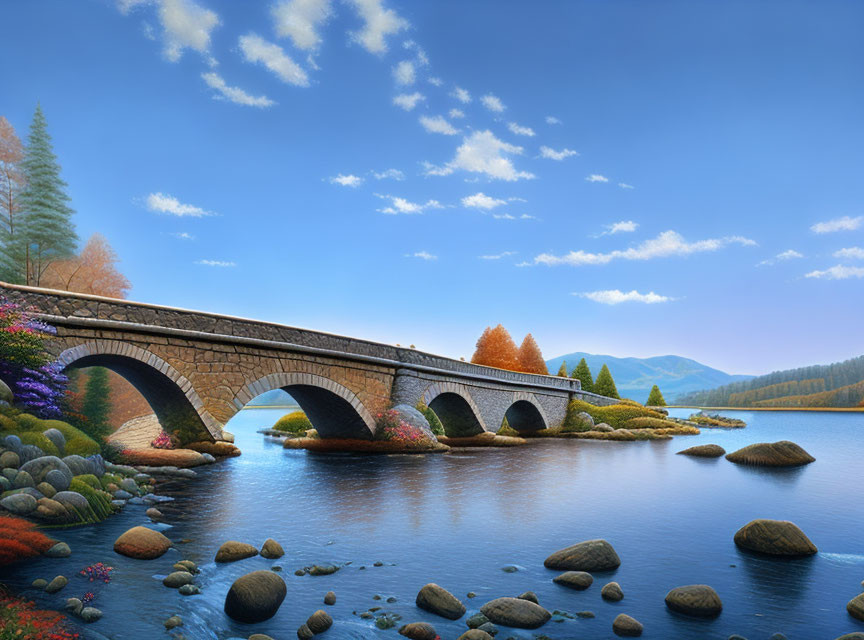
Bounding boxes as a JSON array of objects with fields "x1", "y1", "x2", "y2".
[
  {"x1": 677, "y1": 444, "x2": 726, "y2": 458},
  {"x1": 260, "y1": 538, "x2": 284, "y2": 559},
  {"x1": 224, "y1": 570, "x2": 286, "y2": 623},
  {"x1": 215, "y1": 540, "x2": 259, "y2": 562},
  {"x1": 114, "y1": 526, "x2": 172, "y2": 559},
  {"x1": 163, "y1": 571, "x2": 194, "y2": 588},
  {"x1": 601, "y1": 581, "x2": 624, "y2": 601},
  {"x1": 416, "y1": 583, "x2": 465, "y2": 620},
  {"x1": 726, "y1": 441, "x2": 814, "y2": 467},
  {"x1": 553, "y1": 571, "x2": 594, "y2": 590},
  {"x1": 613, "y1": 613, "x2": 643, "y2": 636},
  {"x1": 664, "y1": 584, "x2": 723, "y2": 617},
  {"x1": 733, "y1": 519, "x2": 817, "y2": 556},
  {"x1": 544, "y1": 539, "x2": 621, "y2": 571},
  {"x1": 457, "y1": 631, "x2": 493, "y2": 640},
  {"x1": 306, "y1": 609, "x2": 333, "y2": 634},
  {"x1": 480, "y1": 597, "x2": 551, "y2": 629},
  {"x1": 847, "y1": 593, "x2": 864, "y2": 622},
  {"x1": 398, "y1": 622, "x2": 438, "y2": 640}
]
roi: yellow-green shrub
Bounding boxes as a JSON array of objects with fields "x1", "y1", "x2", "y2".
[
  {"x1": 497, "y1": 416, "x2": 520, "y2": 437},
  {"x1": 0, "y1": 412, "x2": 100, "y2": 457},
  {"x1": 69, "y1": 479, "x2": 114, "y2": 523},
  {"x1": 64, "y1": 436, "x2": 100, "y2": 457},
  {"x1": 623, "y1": 417, "x2": 682, "y2": 430},
  {"x1": 416, "y1": 402, "x2": 445, "y2": 436},
  {"x1": 18, "y1": 432, "x2": 60, "y2": 456},
  {"x1": 73, "y1": 474, "x2": 101, "y2": 490},
  {"x1": 273, "y1": 411, "x2": 313, "y2": 434},
  {"x1": 99, "y1": 473, "x2": 121, "y2": 491},
  {"x1": 567, "y1": 399, "x2": 666, "y2": 429}
]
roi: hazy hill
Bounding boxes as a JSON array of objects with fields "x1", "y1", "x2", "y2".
[{"x1": 546, "y1": 352, "x2": 752, "y2": 403}]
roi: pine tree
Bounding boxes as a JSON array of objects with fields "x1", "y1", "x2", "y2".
[
  {"x1": 572, "y1": 358, "x2": 594, "y2": 392},
  {"x1": 593, "y1": 364, "x2": 620, "y2": 399},
  {"x1": 646, "y1": 384, "x2": 666, "y2": 406},
  {"x1": 15, "y1": 105, "x2": 77, "y2": 286},
  {"x1": 557, "y1": 361, "x2": 568, "y2": 377},
  {"x1": 471, "y1": 324, "x2": 520, "y2": 371},
  {"x1": 81, "y1": 367, "x2": 112, "y2": 441},
  {"x1": 517, "y1": 334, "x2": 549, "y2": 375}
]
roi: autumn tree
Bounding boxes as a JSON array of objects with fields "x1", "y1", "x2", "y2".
[
  {"x1": 646, "y1": 384, "x2": 666, "y2": 406},
  {"x1": 41, "y1": 233, "x2": 131, "y2": 298},
  {"x1": 471, "y1": 324, "x2": 520, "y2": 371},
  {"x1": 556, "y1": 361, "x2": 568, "y2": 377},
  {"x1": 594, "y1": 364, "x2": 621, "y2": 399},
  {"x1": 517, "y1": 334, "x2": 549, "y2": 375},
  {"x1": 0, "y1": 116, "x2": 26, "y2": 282},
  {"x1": 572, "y1": 358, "x2": 594, "y2": 393}
]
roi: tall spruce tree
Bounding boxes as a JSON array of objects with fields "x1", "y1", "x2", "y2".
[
  {"x1": 646, "y1": 384, "x2": 666, "y2": 406},
  {"x1": 81, "y1": 367, "x2": 112, "y2": 441},
  {"x1": 556, "y1": 361, "x2": 568, "y2": 377},
  {"x1": 15, "y1": 105, "x2": 77, "y2": 286},
  {"x1": 594, "y1": 364, "x2": 620, "y2": 399},
  {"x1": 572, "y1": 358, "x2": 594, "y2": 392}
]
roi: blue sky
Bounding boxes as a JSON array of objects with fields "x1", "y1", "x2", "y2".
[{"x1": 2, "y1": 0, "x2": 863, "y2": 375}]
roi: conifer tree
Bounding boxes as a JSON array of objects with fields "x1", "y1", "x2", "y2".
[
  {"x1": 81, "y1": 367, "x2": 112, "y2": 441},
  {"x1": 517, "y1": 334, "x2": 549, "y2": 375},
  {"x1": 572, "y1": 357, "x2": 594, "y2": 392},
  {"x1": 646, "y1": 384, "x2": 666, "y2": 406},
  {"x1": 470, "y1": 324, "x2": 520, "y2": 371},
  {"x1": 594, "y1": 364, "x2": 620, "y2": 399},
  {"x1": 15, "y1": 105, "x2": 77, "y2": 286},
  {"x1": 557, "y1": 361, "x2": 568, "y2": 377}
]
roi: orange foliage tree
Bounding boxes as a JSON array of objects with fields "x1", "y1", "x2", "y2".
[
  {"x1": 0, "y1": 516, "x2": 55, "y2": 566},
  {"x1": 471, "y1": 324, "x2": 520, "y2": 371},
  {"x1": 517, "y1": 333, "x2": 549, "y2": 374},
  {"x1": 41, "y1": 232, "x2": 131, "y2": 298}
]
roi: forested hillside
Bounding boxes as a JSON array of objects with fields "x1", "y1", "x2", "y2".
[{"x1": 678, "y1": 355, "x2": 864, "y2": 407}]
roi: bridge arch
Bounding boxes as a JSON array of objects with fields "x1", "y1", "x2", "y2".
[
  {"x1": 504, "y1": 392, "x2": 549, "y2": 433},
  {"x1": 55, "y1": 342, "x2": 222, "y2": 440},
  {"x1": 422, "y1": 382, "x2": 487, "y2": 437},
  {"x1": 236, "y1": 372, "x2": 377, "y2": 440}
]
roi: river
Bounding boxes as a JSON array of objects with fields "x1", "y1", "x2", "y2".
[{"x1": 3, "y1": 408, "x2": 863, "y2": 639}]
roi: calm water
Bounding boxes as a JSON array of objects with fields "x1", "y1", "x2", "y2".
[{"x1": 3, "y1": 408, "x2": 864, "y2": 640}]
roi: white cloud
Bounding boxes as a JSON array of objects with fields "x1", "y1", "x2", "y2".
[
  {"x1": 545, "y1": 116, "x2": 561, "y2": 125},
  {"x1": 329, "y1": 173, "x2": 364, "y2": 187},
  {"x1": 540, "y1": 146, "x2": 579, "y2": 161},
  {"x1": 346, "y1": 0, "x2": 408, "y2": 54},
  {"x1": 757, "y1": 249, "x2": 804, "y2": 266},
  {"x1": 419, "y1": 115, "x2": 460, "y2": 136},
  {"x1": 805, "y1": 264, "x2": 864, "y2": 280},
  {"x1": 811, "y1": 215, "x2": 863, "y2": 234},
  {"x1": 196, "y1": 259, "x2": 236, "y2": 267},
  {"x1": 393, "y1": 92, "x2": 425, "y2": 111},
  {"x1": 239, "y1": 34, "x2": 309, "y2": 87},
  {"x1": 405, "y1": 251, "x2": 437, "y2": 260},
  {"x1": 480, "y1": 94, "x2": 506, "y2": 112},
  {"x1": 372, "y1": 168, "x2": 404, "y2": 181},
  {"x1": 159, "y1": 0, "x2": 220, "y2": 63},
  {"x1": 493, "y1": 213, "x2": 515, "y2": 220},
  {"x1": 462, "y1": 192, "x2": 507, "y2": 210},
  {"x1": 479, "y1": 251, "x2": 516, "y2": 260},
  {"x1": 393, "y1": 60, "x2": 415, "y2": 85},
  {"x1": 507, "y1": 122, "x2": 535, "y2": 137},
  {"x1": 377, "y1": 194, "x2": 443, "y2": 215},
  {"x1": 448, "y1": 108, "x2": 465, "y2": 119},
  {"x1": 520, "y1": 214, "x2": 537, "y2": 220},
  {"x1": 618, "y1": 183, "x2": 635, "y2": 189},
  {"x1": 834, "y1": 246, "x2": 864, "y2": 260},
  {"x1": 597, "y1": 220, "x2": 638, "y2": 236},
  {"x1": 534, "y1": 231, "x2": 756, "y2": 266},
  {"x1": 170, "y1": 231, "x2": 195, "y2": 240},
  {"x1": 585, "y1": 174, "x2": 609, "y2": 183},
  {"x1": 146, "y1": 192, "x2": 214, "y2": 217},
  {"x1": 425, "y1": 130, "x2": 535, "y2": 182},
  {"x1": 428, "y1": 77, "x2": 443, "y2": 87},
  {"x1": 271, "y1": 0, "x2": 332, "y2": 51},
  {"x1": 577, "y1": 289, "x2": 674, "y2": 305},
  {"x1": 452, "y1": 87, "x2": 471, "y2": 103},
  {"x1": 402, "y1": 39, "x2": 428, "y2": 66},
  {"x1": 201, "y1": 72, "x2": 275, "y2": 107},
  {"x1": 117, "y1": 0, "x2": 151, "y2": 14}
]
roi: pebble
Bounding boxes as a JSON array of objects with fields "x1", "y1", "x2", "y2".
[
  {"x1": 164, "y1": 615, "x2": 183, "y2": 630},
  {"x1": 324, "y1": 591, "x2": 336, "y2": 605}
]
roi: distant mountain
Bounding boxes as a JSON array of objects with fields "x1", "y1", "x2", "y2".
[
  {"x1": 245, "y1": 389, "x2": 298, "y2": 407},
  {"x1": 546, "y1": 352, "x2": 753, "y2": 403}
]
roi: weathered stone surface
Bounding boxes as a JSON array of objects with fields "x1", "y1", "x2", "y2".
[
  {"x1": 164, "y1": 615, "x2": 183, "y2": 630},
  {"x1": 216, "y1": 540, "x2": 259, "y2": 562},
  {"x1": 45, "y1": 542, "x2": 71, "y2": 558},
  {"x1": 726, "y1": 441, "x2": 815, "y2": 467},
  {"x1": 601, "y1": 581, "x2": 624, "y2": 601},
  {"x1": 45, "y1": 575, "x2": 68, "y2": 594},
  {"x1": 163, "y1": 571, "x2": 194, "y2": 588},
  {"x1": 36, "y1": 482, "x2": 56, "y2": 498},
  {"x1": 296, "y1": 624, "x2": 313, "y2": 640},
  {"x1": 45, "y1": 469, "x2": 71, "y2": 492},
  {"x1": 224, "y1": 571, "x2": 286, "y2": 623},
  {"x1": 848, "y1": 593, "x2": 864, "y2": 622},
  {"x1": 677, "y1": 444, "x2": 726, "y2": 457},
  {"x1": 260, "y1": 538, "x2": 284, "y2": 559},
  {"x1": 13, "y1": 470, "x2": 34, "y2": 488},
  {"x1": 0, "y1": 492, "x2": 37, "y2": 515},
  {"x1": 42, "y1": 429, "x2": 66, "y2": 455},
  {"x1": 733, "y1": 519, "x2": 817, "y2": 556},
  {"x1": 457, "y1": 631, "x2": 493, "y2": 640},
  {"x1": 0, "y1": 451, "x2": 20, "y2": 469},
  {"x1": 665, "y1": 585, "x2": 723, "y2": 617},
  {"x1": 306, "y1": 609, "x2": 333, "y2": 634},
  {"x1": 553, "y1": 571, "x2": 594, "y2": 590},
  {"x1": 398, "y1": 622, "x2": 438, "y2": 640},
  {"x1": 544, "y1": 539, "x2": 621, "y2": 571},
  {"x1": 52, "y1": 491, "x2": 89, "y2": 512},
  {"x1": 323, "y1": 591, "x2": 336, "y2": 605},
  {"x1": 62, "y1": 455, "x2": 95, "y2": 476},
  {"x1": 466, "y1": 613, "x2": 489, "y2": 629},
  {"x1": 80, "y1": 607, "x2": 102, "y2": 622},
  {"x1": 145, "y1": 507, "x2": 162, "y2": 519},
  {"x1": 35, "y1": 498, "x2": 70, "y2": 522},
  {"x1": 64, "y1": 598, "x2": 82, "y2": 616},
  {"x1": 612, "y1": 613, "x2": 643, "y2": 637},
  {"x1": 480, "y1": 597, "x2": 551, "y2": 629},
  {"x1": 114, "y1": 526, "x2": 172, "y2": 559},
  {"x1": 594, "y1": 422, "x2": 614, "y2": 432},
  {"x1": 416, "y1": 583, "x2": 465, "y2": 620},
  {"x1": 0, "y1": 378, "x2": 12, "y2": 404},
  {"x1": 836, "y1": 633, "x2": 864, "y2": 640},
  {"x1": 518, "y1": 591, "x2": 539, "y2": 604},
  {"x1": 21, "y1": 456, "x2": 73, "y2": 485}
]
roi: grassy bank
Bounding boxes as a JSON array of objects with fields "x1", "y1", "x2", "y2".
[{"x1": 669, "y1": 405, "x2": 864, "y2": 412}]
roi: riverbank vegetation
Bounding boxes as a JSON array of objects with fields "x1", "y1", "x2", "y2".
[{"x1": 272, "y1": 411, "x2": 313, "y2": 435}]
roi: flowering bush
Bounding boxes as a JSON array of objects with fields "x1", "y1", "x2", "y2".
[
  {"x1": 150, "y1": 430, "x2": 174, "y2": 449},
  {"x1": 0, "y1": 588, "x2": 79, "y2": 640},
  {"x1": 375, "y1": 407, "x2": 436, "y2": 449},
  {"x1": 79, "y1": 562, "x2": 113, "y2": 584},
  {"x1": 0, "y1": 516, "x2": 56, "y2": 566},
  {"x1": 0, "y1": 298, "x2": 67, "y2": 418},
  {"x1": 80, "y1": 592, "x2": 95, "y2": 606}
]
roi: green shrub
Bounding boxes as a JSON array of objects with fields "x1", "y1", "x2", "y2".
[
  {"x1": 623, "y1": 417, "x2": 682, "y2": 429},
  {"x1": 18, "y1": 432, "x2": 60, "y2": 456},
  {"x1": 561, "y1": 403, "x2": 596, "y2": 433},
  {"x1": 99, "y1": 473, "x2": 121, "y2": 491},
  {"x1": 416, "y1": 402, "x2": 445, "y2": 436},
  {"x1": 497, "y1": 416, "x2": 520, "y2": 436},
  {"x1": 12, "y1": 413, "x2": 43, "y2": 431},
  {"x1": 273, "y1": 411, "x2": 313, "y2": 434},
  {"x1": 73, "y1": 474, "x2": 101, "y2": 490},
  {"x1": 0, "y1": 413, "x2": 101, "y2": 457},
  {"x1": 566, "y1": 399, "x2": 665, "y2": 429},
  {"x1": 64, "y1": 435, "x2": 101, "y2": 457},
  {"x1": 69, "y1": 478, "x2": 114, "y2": 523}
]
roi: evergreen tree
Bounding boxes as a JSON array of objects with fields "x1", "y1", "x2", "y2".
[
  {"x1": 557, "y1": 361, "x2": 568, "y2": 377},
  {"x1": 593, "y1": 364, "x2": 620, "y2": 399},
  {"x1": 81, "y1": 367, "x2": 112, "y2": 441},
  {"x1": 15, "y1": 105, "x2": 77, "y2": 286},
  {"x1": 646, "y1": 384, "x2": 666, "y2": 406},
  {"x1": 571, "y1": 358, "x2": 594, "y2": 392},
  {"x1": 517, "y1": 334, "x2": 549, "y2": 375}
]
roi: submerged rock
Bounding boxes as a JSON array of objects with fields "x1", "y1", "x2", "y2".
[
  {"x1": 114, "y1": 526, "x2": 172, "y2": 559},
  {"x1": 518, "y1": 591, "x2": 539, "y2": 604},
  {"x1": 544, "y1": 539, "x2": 621, "y2": 571},
  {"x1": 601, "y1": 581, "x2": 624, "y2": 601},
  {"x1": 480, "y1": 597, "x2": 551, "y2": 629},
  {"x1": 733, "y1": 519, "x2": 817, "y2": 556},
  {"x1": 215, "y1": 540, "x2": 259, "y2": 563},
  {"x1": 80, "y1": 607, "x2": 102, "y2": 623},
  {"x1": 260, "y1": 538, "x2": 284, "y2": 559},
  {"x1": 45, "y1": 576, "x2": 68, "y2": 594},
  {"x1": 416, "y1": 583, "x2": 465, "y2": 620},
  {"x1": 726, "y1": 441, "x2": 814, "y2": 467},
  {"x1": 398, "y1": 622, "x2": 438, "y2": 640},
  {"x1": 458, "y1": 631, "x2": 493, "y2": 640},
  {"x1": 677, "y1": 444, "x2": 726, "y2": 458},
  {"x1": 553, "y1": 571, "x2": 594, "y2": 590},
  {"x1": 306, "y1": 609, "x2": 333, "y2": 634},
  {"x1": 324, "y1": 591, "x2": 336, "y2": 605},
  {"x1": 847, "y1": 593, "x2": 864, "y2": 622},
  {"x1": 664, "y1": 584, "x2": 723, "y2": 617},
  {"x1": 164, "y1": 615, "x2": 183, "y2": 630},
  {"x1": 612, "y1": 613, "x2": 643, "y2": 637},
  {"x1": 224, "y1": 570, "x2": 286, "y2": 623},
  {"x1": 163, "y1": 571, "x2": 194, "y2": 588},
  {"x1": 45, "y1": 542, "x2": 71, "y2": 558}
]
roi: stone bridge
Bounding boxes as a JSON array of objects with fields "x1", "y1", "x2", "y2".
[{"x1": 1, "y1": 283, "x2": 618, "y2": 442}]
